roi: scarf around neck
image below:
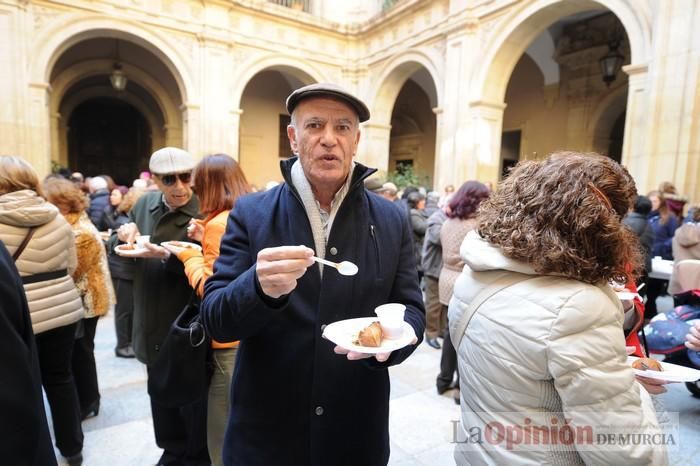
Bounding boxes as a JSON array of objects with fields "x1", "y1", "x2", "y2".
[{"x1": 290, "y1": 160, "x2": 354, "y2": 275}]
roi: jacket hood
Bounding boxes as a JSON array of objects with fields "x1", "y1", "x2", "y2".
[
  {"x1": 0, "y1": 190, "x2": 58, "y2": 227},
  {"x1": 460, "y1": 230, "x2": 537, "y2": 275},
  {"x1": 675, "y1": 223, "x2": 700, "y2": 247}
]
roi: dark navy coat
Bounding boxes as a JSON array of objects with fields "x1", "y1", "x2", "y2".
[
  {"x1": 0, "y1": 241, "x2": 56, "y2": 466},
  {"x1": 202, "y1": 158, "x2": 426, "y2": 466}
]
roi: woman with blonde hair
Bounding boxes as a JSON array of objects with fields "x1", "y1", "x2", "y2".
[
  {"x1": 0, "y1": 156, "x2": 84, "y2": 465},
  {"x1": 43, "y1": 178, "x2": 115, "y2": 421},
  {"x1": 163, "y1": 153, "x2": 251, "y2": 466},
  {"x1": 450, "y1": 152, "x2": 666, "y2": 465}
]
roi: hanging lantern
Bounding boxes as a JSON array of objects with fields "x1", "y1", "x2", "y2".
[
  {"x1": 599, "y1": 40, "x2": 624, "y2": 87},
  {"x1": 109, "y1": 62, "x2": 128, "y2": 91}
]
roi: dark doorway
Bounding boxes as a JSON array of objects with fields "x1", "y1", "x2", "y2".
[
  {"x1": 68, "y1": 98, "x2": 151, "y2": 186},
  {"x1": 607, "y1": 111, "x2": 626, "y2": 163},
  {"x1": 500, "y1": 130, "x2": 521, "y2": 179}
]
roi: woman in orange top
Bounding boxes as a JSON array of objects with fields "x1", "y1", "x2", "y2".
[{"x1": 163, "y1": 153, "x2": 251, "y2": 466}]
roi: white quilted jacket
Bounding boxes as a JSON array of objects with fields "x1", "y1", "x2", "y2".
[
  {"x1": 449, "y1": 231, "x2": 667, "y2": 466},
  {"x1": 0, "y1": 190, "x2": 83, "y2": 334}
]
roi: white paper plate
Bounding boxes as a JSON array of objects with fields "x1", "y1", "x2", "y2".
[
  {"x1": 628, "y1": 356, "x2": 700, "y2": 382},
  {"x1": 616, "y1": 291, "x2": 640, "y2": 301},
  {"x1": 114, "y1": 244, "x2": 149, "y2": 257},
  {"x1": 322, "y1": 317, "x2": 415, "y2": 354},
  {"x1": 160, "y1": 240, "x2": 202, "y2": 252}
]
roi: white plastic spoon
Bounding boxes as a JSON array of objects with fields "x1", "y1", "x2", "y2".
[{"x1": 312, "y1": 256, "x2": 358, "y2": 276}]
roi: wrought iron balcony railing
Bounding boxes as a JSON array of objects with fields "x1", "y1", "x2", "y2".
[{"x1": 267, "y1": 0, "x2": 310, "y2": 13}]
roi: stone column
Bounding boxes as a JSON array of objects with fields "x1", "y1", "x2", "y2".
[
  {"x1": 229, "y1": 108, "x2": 243, "y2": 161},
  {"x1": 27, "y1": 82, "x2": 52, "y2": 177},
  {"x1": 357, "y1": 122, "x2": 392, "y2": 176},
  {"x1": 197, "y1": 37, "x2": 236, "y2": 157},
  {"x1": 181, "y1": 103, "x2": 201, "y2": 156},
  {"x1": 466, "y1": 100, "x2": 507, "y2": 184},
  {"x1": 431, "y1": 106, "x2": 446, "y2": 190},
  {"x1": 629, "y1": 1, "x2": 700, "y2": 201},
  {"x1": 620, "y1": 63, "x2": 650, "y2": 192}
]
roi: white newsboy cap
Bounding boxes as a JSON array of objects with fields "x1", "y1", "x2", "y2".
[{"x1": 149, "y1": 147, "x2": 195, "y2": 175}]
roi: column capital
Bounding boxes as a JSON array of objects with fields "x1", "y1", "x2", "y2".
[
  {"x1": 622, "y1": 63, "x2": 649, "y2": 77},
  {"x1": 468, "y1": 100, "x2": 507, "y2": 111},
  {"x1": 363, "y1": 122, "x2": 392, "y2": 131}
]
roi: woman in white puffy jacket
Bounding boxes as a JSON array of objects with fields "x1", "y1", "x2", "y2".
[
  {"x1": 449, "y1": 152, "x2": 667, "y2": 466},
  {"x1": 0, "y1": 156, "x2": 85, "y2": 466}
]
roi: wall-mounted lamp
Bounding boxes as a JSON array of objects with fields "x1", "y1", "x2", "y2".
[
  {"x1": 599, "y1": 39, "x2": 624, "y2": 87},
  {"x1": 109, "y1": 40, "x2": 128, "y2": 91}
]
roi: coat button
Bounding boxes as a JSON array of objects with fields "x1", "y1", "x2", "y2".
[
  {"x1": 315, "y1": 406, "x2": 324, "y2": 416},
  {"x1": 330, "y1": 247, "x2": 338, "y2": 255},
  {"x1": 154, "y1": 344, "x2": 159, "y2": 352}
]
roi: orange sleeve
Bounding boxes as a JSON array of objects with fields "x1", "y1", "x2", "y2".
[{"x1": 180, "y1": 215, "x2": 227, "y2": 297}]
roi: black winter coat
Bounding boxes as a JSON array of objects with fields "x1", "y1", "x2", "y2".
[
  {"x1": 105, "y1": 209, "x2": 135, "y2": 281},
  {"x1": 622, "y1": 212, "x2": 654, "y2": 272},
  {"x1": 202, "y1": 159, "x2": 426, "y2": 466},
  {"x1": 118, "y1": 191, "x2": 200, "y2": 365},
  {"x1": 0, "y1": 241, "x2": 56, "y2": 466},
  {"x1": 88, "y1": 189, "x2": 110, "y2": 230}
]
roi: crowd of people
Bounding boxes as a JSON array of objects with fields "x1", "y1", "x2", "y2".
[{"x1": 1, "y1": 82, "x2": 699, "y2": 466}]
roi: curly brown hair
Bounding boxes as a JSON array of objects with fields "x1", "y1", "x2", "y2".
[
  {"x1": 43, "y1": 178, "x2": 89, "y2": 214},
  {"x1": 477, "y1": 151, "x2": 642, "y2": 284}
]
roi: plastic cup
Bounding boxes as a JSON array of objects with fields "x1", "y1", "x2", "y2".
[
  {"x1": 135, "y1": 235, "x2": 150, "y2": 248},
  {"x1": 375, "y1": 303, "x2": 406, "y2": 339}
]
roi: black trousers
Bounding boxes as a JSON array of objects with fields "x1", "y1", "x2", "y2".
[
  {"x1": 146, "y1": 366, "x2": 210, "y2": 466},
  {"x1": 436, "y1": 320, "x2": 458, "y2": 391},
  {"x1": 35, "y1": 322, "x2": 84, "y2": 457},
  {"x1": 112, "y1": 278, "x2": 134, "y2": 349},
  {"x1": 644, "y1": 277, "x2": 668, "y2": 319},
  {"x1": 73, "y1": 316, "x2": 100, "y2": 414}
]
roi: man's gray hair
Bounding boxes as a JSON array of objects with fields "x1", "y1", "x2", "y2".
[{"x1": 88, "y1": 176, "x2": 108, "y2": 192}]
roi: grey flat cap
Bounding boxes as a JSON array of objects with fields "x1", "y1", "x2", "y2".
[
  {"x1": 286, "y1": 83, "x2": 370, "y2": 122},
  {"x1": 364, "y1": 178, "x2": 384, "y2": 192},
  {"x1": 149, "y1": 147, "x2": 195, "y2": 175}
]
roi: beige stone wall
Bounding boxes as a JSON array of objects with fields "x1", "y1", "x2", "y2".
[
  {"x1": 1, "y1": 0, "x2": 699, "y2": 205},
  {"x1": 239, "y1": 71, "x2": 293, "y2": 187},
  {"x1": 502, "y1": 54, "x2": 572, "y2": 161}
]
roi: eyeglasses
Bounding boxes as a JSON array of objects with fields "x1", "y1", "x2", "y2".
[{"x1": 159, "y1": 172, "x2": 192, "y2": 187}]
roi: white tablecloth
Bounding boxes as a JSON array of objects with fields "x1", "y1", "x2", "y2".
[{"x1": 648, "y1": 257, "x2": 673, "y2": 280}]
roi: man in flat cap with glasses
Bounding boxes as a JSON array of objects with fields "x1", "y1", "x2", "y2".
[
  {"x1": 202, "y1": 83, "x2": 425, "y2": 465},
  {"x1": 113, "y1": 147, "x2": 209, "y2": 466}
]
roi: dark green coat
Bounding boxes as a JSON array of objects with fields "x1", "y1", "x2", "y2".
[{"x1": 127, "y1": 191, "x2": 200, "y2": 365}]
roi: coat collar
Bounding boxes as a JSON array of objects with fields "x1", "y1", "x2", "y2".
[
  {"x1": 279, "y1": 156, "x2": 376, "y2": 196},
  {"x1": 147, "y1": 192, "x2": 200, "y2": 218}
]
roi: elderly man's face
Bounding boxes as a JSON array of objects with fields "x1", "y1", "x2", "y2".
[
  {"x1": 287, "y1": 97, "x2": 360, "y2": 196},
  {"x1": 153, "y1": 172, "x2": 193, "y2": 208}
]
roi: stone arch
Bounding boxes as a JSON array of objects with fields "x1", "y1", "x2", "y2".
[
  {"x1": 56, "y1": 87, "x2": 165, "y2": 172},
  {"x1": 230, "y1": 54, "x2": 329, "y2": 111},
  {"x1": 473, "y1": 0, "x2": 651, "y2": 105},
  {"x1": 48, "y1": 59, "x2": 183, "y2": 166},
  {"x1": 30, "y1": 14, "x2": 195, "y2": 103},
  {"x1": 371, "y1": 50, "x2": 442, "y2": 125},
  {"x1": 589, "y1": 84, "x2": 628, "y2": 154},
  {"x1": 50, "y1": 60, "x2": 180, "y2": 134},
  {"x1": 525, "y1": 30, "x2": 559, "y2": 85}
]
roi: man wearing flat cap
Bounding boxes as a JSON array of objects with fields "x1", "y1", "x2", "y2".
[
  {"x1": 114, "y1": 147, "x2": 209, "y2": 465},
  {"x1": 202, "y1": 83, "x2": 425, "y2": 465}
]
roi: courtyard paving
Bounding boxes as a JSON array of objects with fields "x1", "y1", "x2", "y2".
[{"x1": 50, "y1": 296, "x2": 700, "y2": 465}]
